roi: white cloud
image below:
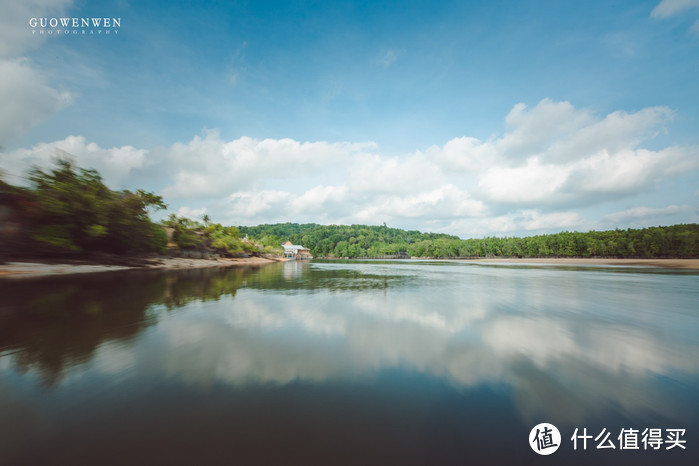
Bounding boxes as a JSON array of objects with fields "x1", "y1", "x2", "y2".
[
  {"x1": 651, "y1": 0, "x2": 699, "y2": 18},
  {"x1": 497, "y1": 99, "x2": 596, "y2": 160},
  {"x1": 0, "y1": 1, "x2": 76, "y2": 146},
  {"x1": 476, "y1": 144, "x2": 697, "y2": 207},
  {"x1": 490, "y1": 100, "x2": 674, "y2": 165},
  {"x1": 0, "y1": 58, "x2": 72, "y2": 146},
  {"x1": 651, "y1": 0, "x2": 699, "y2": 35},
  {"x1": 518, "y1": 210, "x2": 582, "y2": 231},
  {"x1": 445, "y1": 209, "x2": 583, "y2": 236},
  {"x1": 423, "y1": 101, "x2": 677, "y2": 185},
  {"x1": 289, "y1": 185, "x2": 350, "y2": 216},
  {"x1": 161, "y1": 130, "x2": 377, "y2": 198},
  {"x1": 466, "y1": 100, "x2": 695, "y2": 207},
  {"x1": 219, "y1": 183, "x2": 484, "y2": 227},
  {"x1": 4, "y1": 99, "x2": 696, "y2": 236},
  {"x1": 2, "y1": 135, "x2": 147, "y2": 187},
  {"x1": 601, "y1": 204, "x2": 693, "y2": 225},
  {"x1": 176, "y1": 206, "x2": 207, "y2": 219},
  {"x1": 347, "y1": 151, "x2": 446, "y2": 195},
  {"x1": 566, "y1": 146, "x2": 694, "y2": 194},
  {"x1": 541, "y1": 106, "x2": 673, "y2": 163},
  {"x1": 350, "y1": 184, "x2": 484, "y2": 224},
  {"x1": 225, "y1": 190, "x2": 294, "y2": 222},
  {"x1": 426, "y1": 136, "x2": 499, "y2": 173},
  {"x1": 477, "y1": 157, "x2": 570, "y2": 204},
  {"x1": 78, "y1": 287, "x2": 699, "y2": 424}
]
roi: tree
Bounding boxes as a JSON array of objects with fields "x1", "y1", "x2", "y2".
[{"x1": 23, "y1": 160, "x2": 166, "y2": 254}]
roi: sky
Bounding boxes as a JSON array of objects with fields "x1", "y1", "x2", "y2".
[{"x1": 0, "y1": 0, "x2": 698, "y2": 238}]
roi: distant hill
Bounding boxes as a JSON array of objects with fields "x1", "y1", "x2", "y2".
[{"x1": 238, "y1": 223, "x2": 699, "y2": 259}]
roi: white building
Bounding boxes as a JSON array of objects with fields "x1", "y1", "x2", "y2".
[{"x1": 282, "y1": 241, "x2": 313, "y2": 259}]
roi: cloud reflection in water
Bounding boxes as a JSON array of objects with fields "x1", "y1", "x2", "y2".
[{"x1": 72, "y1": 262, "x2": 699, "y2": 428}]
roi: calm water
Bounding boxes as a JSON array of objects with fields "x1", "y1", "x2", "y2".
[{"x1": 0, "y1": 260, "x2": 698, "y2": 465}]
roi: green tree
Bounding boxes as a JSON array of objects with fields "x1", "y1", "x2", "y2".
[{"x1": 26, "y1": 160, "x2": 166, "y2": 254}]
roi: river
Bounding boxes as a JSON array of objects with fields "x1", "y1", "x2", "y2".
[{"x1": 1, "y1": 260, "x2": 697, "y2": 464}]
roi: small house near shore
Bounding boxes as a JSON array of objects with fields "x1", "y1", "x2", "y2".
[{"x1": 282, "y1": 241, "x2": 313, "y2": 260}]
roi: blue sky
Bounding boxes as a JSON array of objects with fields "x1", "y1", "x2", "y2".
[{"x1": 1, "y1": 0, "x2": 698, "y2": 237}]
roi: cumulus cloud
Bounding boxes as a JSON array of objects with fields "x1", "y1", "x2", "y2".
[
  {"x1": 477, "y1": 157, "x2": 569, "y2": 204},
  {"x1": 289, "y1": 185, "x2": 351, "y2": 219},
  {"x1": 225, "y1": 190, "x2": 294, "y2": 222},
  {"x1": 347, "y1": 152, "x2": 446, "y2": 195},
  {"x1": 161, "y1": 130, "x2": 377, "y2": 198},
  {"x1": 476, "y1": 145, "x2": 695, "y2": 207},
  {"x1": 2, "y1": 135, "x2": 147, "y2": 187},
  {"x1": 426, "y1": 136, "x2": 499, "y2": 173},
  {"x1": 350, "y1": 184, "x2": 484, "y2": 224},
  {"x1": 3, "y1": 99, "x2": 696, "y2": 236},
  {"x1": 465, "y1": 100, "x2": 695, "y2": 207}
]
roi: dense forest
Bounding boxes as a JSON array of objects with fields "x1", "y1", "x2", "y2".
[{"x1": 239, "y1": 222, "x2": 699, "y2": 259}]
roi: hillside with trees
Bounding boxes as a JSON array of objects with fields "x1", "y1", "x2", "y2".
[
  {"x1": 238, "y1": 223, "x2": 457, "y2": 258},
  {"x1": 239, "y1": 223, "x2": 699, "y2": 259}
]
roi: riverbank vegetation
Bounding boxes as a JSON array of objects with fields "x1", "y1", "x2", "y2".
[
  {"x1": 1, "y1": 160, "x2": 167, "y2": 258},
  {"x1": 160, "y1": 214, "x2": 265, "y2": 256},
  {"x1": 239, "y1": 223, "x2": 699, "y2": 259}
]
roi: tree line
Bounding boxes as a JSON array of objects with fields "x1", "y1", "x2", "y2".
[
  {"x1": 238, "y1": 222, "x2": 699, "y2": 259},
  {"x1": 0, "y1": 161, "x2": 264, "y2": 259}
]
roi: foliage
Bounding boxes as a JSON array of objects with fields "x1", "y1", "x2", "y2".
[
  {"x1": 163, "y1": 214, "x2": 205, "y2": 249},
  {"x1": 239, "y1": 222, "x2": 699, "y2": 259},
  {"x1": 2, "y1": 160, "x2": 167, "y2": 255},
  {"x1": 162, "y1": 215, "x2": 260, "y2": 256}
]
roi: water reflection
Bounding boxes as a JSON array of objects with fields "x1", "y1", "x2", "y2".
[
  {"x1": 0, "y1": 266, "x2": 258, "y2": 384},
  {"x1": 1, "y1": 261, "x2": 698, "y2": 463}
]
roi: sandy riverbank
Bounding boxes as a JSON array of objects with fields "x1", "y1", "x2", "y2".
[
  {"x1": 1, "y1": 256, "x2": 696, "y2": 278},
  {"x1": 461, "y1": 257, "x2": 699, "y2": 269},
  {"x1": 0, "y1": 256, "x2": 283, "y2": 279}
]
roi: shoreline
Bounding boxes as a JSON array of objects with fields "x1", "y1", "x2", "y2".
[
  {"x1": 319, "y1": 256, "x2": 699, "y2": 269},
  {"x1": 0, "y1": 256, "x2": 283, "y2": 279},
  {"x1": 1, "y1": 256, "x2": 697, "y2": 279},
  {"x1": 454, "y1": 257, "x2": 699, "y2": 269}
]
